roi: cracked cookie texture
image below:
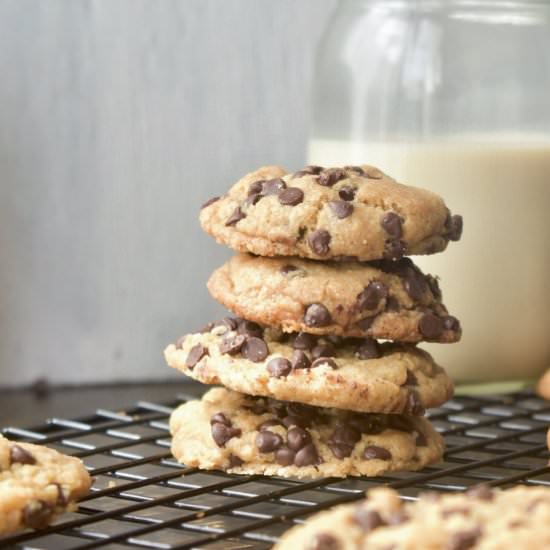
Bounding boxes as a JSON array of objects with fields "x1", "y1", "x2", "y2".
[
  {"x1": 170, "y1": 388, "x2": 444, "y2": 479},
  {"x1": 274, "y1": 485, "x2": 550, "y2": 549},
  {"x1": 208, "y1": 253, "x2": 461, "y2": 342},
  {"x1": 164, "y1": 318, "x2": 453, "y2": 414},
  {"x1": 199, "y1": 164, "x2": 462, "y2": 262},
  {"x1": 0, "y1": 435, "x2": 91, "y2": 535}
]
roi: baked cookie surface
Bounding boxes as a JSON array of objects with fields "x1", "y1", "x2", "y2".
[
  {"x1": 274, "y1": 485, "x2": 550, "y2": 549},
  {"x1": 0, "y1": 435, "x2": 91, "y2": 535},
  {"x1": 170, "y1": 388, "x2": 444, "y2": 479},
  {"x1": 165, "y1": 319, "x2": 453, "y2": 414},
  {"x1": 208, "y1": 253, "x2": 461, "y2": 342},
  {"x1": 200, "y1": 165, "x2": 462, "y2": 262}
]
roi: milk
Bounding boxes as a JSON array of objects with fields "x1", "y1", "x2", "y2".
[{"x1": 308, "y1": 138, "x2": 550, "y2": 382}]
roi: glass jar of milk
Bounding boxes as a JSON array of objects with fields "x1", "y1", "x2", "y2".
[{"x1": 309, "y1": 0, "x2": 550, "y2": 383}]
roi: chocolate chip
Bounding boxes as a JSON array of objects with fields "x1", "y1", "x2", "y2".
[
  {"x1": 328, "y1": 200, "x2": 353, "y2": 219},
  {"x1": 281, "y1": 264, "x2": 298, "y2": 274},
  {"x1": 228, "y1": 454, "x2": 244, "y2": 468},
  {"x1": 211, "y1": 423, "x2": 241, "y2": 447},
  {"x1": 344, "y1": 165, "x2": 365, "y2": 175},
  {"x1": 350, "y1": 414, "x2": 388, "y2": 435},
  {"x1": 387, "y1": 510, "x2": 409, "y2": 525},
  {"x1": 185, "y1": 344, "x2": 208, "y2": 368},
  {"x1": 318, "y1": 168, "x2": 346, "y2": 187},
  {"x1": 304, "y1": 303, "x2": 332, "y2": 327},
  {"x1": 248, "y1": 180, "x2": 264, "y2": 195},
  {"x1": 311, "y1": 357, "x2": 338, "y2": 369},
  {"x1": 384, "y1": 239, "x2": 406, "y2": 260},
  {"x1": 293, "y1": 332, "x2": 317, "y2": 350},
  {"x1": 328, "y1": 442, "x2": 354, "y2": 459},
  {"x1": 201, "y1": 196, "x2": 220, "y2": 209},
  {"x1": 256, "y1": 431, "x2": 283, "y2": 453},
  {"x1": 419, "y1": 313, "x2": 444, "y2": 339},
  {"x1": 225, "y1": 206, "x2": 246, "y2": 226},
  {"x1": 380, "y1": 211, "x2": 403, "y2": 238},
  {"x1": 291, "y1": 349, "x2": 311, "y2": 370},
  {"x1": 353, "y1": 507, "x2": 385, "y2": 532},
  {"x1": 356, "y1": 338, "x2": 380, "y2": 360},
  {"x1": 243, "y1": 193, "x2": 262, "y2": 208},
  {"x1": 309, "y1": 533, "x2": 341, "y2": 550},
  {"x1": 363, "y1": 445, "x2": 391, "y2": 460},
  {"x1": 330, "y1": 425, "x2": 361, "y2": 447},
  {"x1": 261, "y1": 178, "x2": 286, "y2": 196},
  {"x1": 278, "y1": 187, "x2": 304, "y2": 206},
  {"x1": 257, "y1": 419, "x2": 284, "y2": 431},
  {"x1": 385, "y1": 295, "x2": 400, "y2": 311},
  {"x1": 10, "y1": 445, "x2": 37, "y2": 466},
  {"x1": 267, "y1": 399, "x2": 288, "y2": 418},
  {"x1": 214, "y1": 317, "x2": 239, "y2": 331},
  {"x1": 447, "y1": 527, "x2": 481, "y2": 550},
  {"x1": 200, "y1": 322, "x2": 215, "y2": 334},
  {"x1": 311, "y1": 343, "x2": 336, "y2": 359},
  {"x1": 426, "y1": 274, "x2": 442, "y2": 300},
  {"x1": 355, "y1": 315, "x2": 376, "y2": 331},
  {"x1": 55, "y1": 483, "x2": 68, "y2": 506},
  {"x1": 356, "y1": 281, "x2": 388, "y2": 311},
  {"x1": 416, "y1": 431, "x2": 428, "y2": 446},
  {"x1": 241, "y1": 337, "x2": 269, "y2": 362},
  {"x1": 405, "y1": 391, "x2": 425, "y2": 416},
  {"x1": 338, "y1": 186, "x2": 356, "y2": 201},
  {"x1": 448, "y1": 214, "x2": 463, "y2": 241},
  {"x1": 210, "y1": 412, "x2": 231, "y2": 426},
  {"x1": 287, "y1": 427, "x2": 312, "y2": 451},
  {"x1": 237, "y1": 320, "x2": 264, "y2": 339},
  {"x1": 404, "y1": 370, "x2": 418, "y2": 386},
  {"x1": 266, "y1": 357, "x2": 292, "y2": 378},
  {"x1": 248, "y1": 397, "x2": 269, "y2": 415},
  {"x1": 443, "y1": 315, "x2": 460, "y2": 332},
  {"x1": 23, "y1": 500, "x2": 54, "y2": 529},
  {"x1": 308, "y1": 229, "x2": 331, "y2": 256},
  {"x1": 275, "y1": 446, "x2": 296, "y2": 466},
  {"x1": 219, "y1": 334, "x2": 246, "y2": 355},
  {"x1": 175, "y1": 335, "x2": 186, "y2": 350},
  {"x1": 404, "y1": 270, "x2": 429, "y2": 301},
  {"x1": 467, "y1": 484, "x2": 494, "y2": 501},
  {"x1": 294, "y1": 443, "x2": 319, "y2": 466}
]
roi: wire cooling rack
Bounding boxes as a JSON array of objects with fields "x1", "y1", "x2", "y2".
[{"x1": 2, "y1": 387, "x2": 550, "y2": 550}]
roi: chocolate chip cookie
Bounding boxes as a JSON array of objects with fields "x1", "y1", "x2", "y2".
[
  {"x1": 208, "y1": 253, "x2": 461, "y2": 342},
  {"x1": 200, "y1": 165, "x2": 462, "y2": 262},
  {"x1": 0, "y1": 435, "x2": 91, "y2": 535},
  {"x1": 274, "y1": 485, "x2": 550, "y2": 549},
  {"x1": 164, "y1": 318, "x2": 453, "y2": 414},
  {"x1": 170, "y1": 388, "x2": 444, "y2": 479}
]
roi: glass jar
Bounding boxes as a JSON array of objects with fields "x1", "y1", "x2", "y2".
[{"x1": 308, "y1": 0, "x2": 550, "y2": 383}]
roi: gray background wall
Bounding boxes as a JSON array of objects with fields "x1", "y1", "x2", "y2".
[{"x1": 0, "y1": 0, "x2": 337, "y2": 386}]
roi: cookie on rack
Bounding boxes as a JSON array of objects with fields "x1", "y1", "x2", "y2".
[
  {"x1": 274, "y1": 485, "x2": 550, "y2": 549},
  {"x1": 0, "y1": 434, "x2": 91, "y2": 535},
  {"x1": 165, "y1": 318, "x2": 453, "y2": 415},
  {"x1": 537, "y1": 367, "x2": 550, "y2": 401},
  {"x1": 170, "y1": 387, "x2": 444, "y2": 479},
  {"x1": 200, "y1": 164, "x2": 462, "y2": 262},
  {"x1": 208, "y1": 253, "x2": 461, "y2": 342}
]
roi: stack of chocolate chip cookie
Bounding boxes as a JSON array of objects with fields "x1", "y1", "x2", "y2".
[{"x1": 165, "y1": 164, "x2": 463, "y2": 479}]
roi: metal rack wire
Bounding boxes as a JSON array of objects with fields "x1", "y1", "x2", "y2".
[{"x1": 2, "y1": 387, "x2": 550, "y2": 549}]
